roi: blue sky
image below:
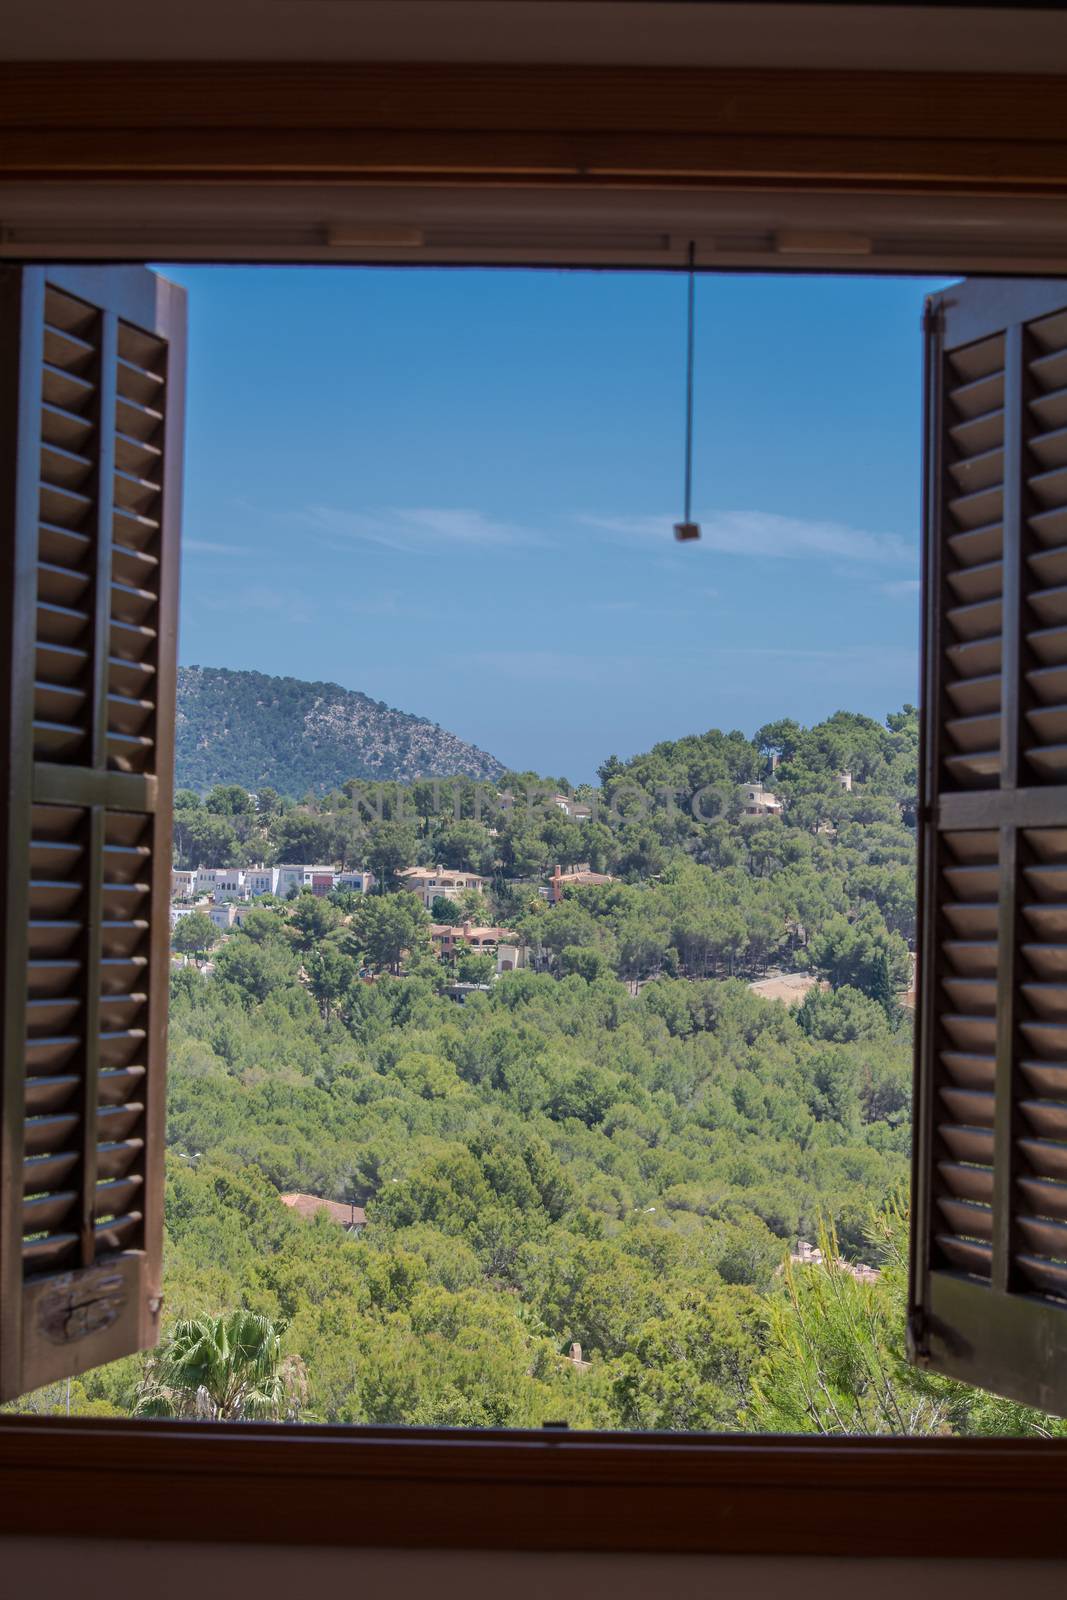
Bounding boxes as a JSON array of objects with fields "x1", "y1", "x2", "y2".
[{"x1": 165, "y1": 266, "x2": 946, "y2": 784}]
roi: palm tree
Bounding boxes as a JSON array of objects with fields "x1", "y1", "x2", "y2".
[{"x1": 135, "y1": 1310, "x2": 306, "y2": 1422}]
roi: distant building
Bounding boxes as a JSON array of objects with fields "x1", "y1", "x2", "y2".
[
  {"x1": 272, "y1": 864, "x2": 336, "y2": 898},
  {"x1": 280, "y1": 1193, "x2": 366, "y2": 1233},
  {"x1": 207, "y1": 902, "x2": 238, "y2": 931},
  {"x1": 549, "y1": 793, "x2": 593, "y2": 822},
  {"x1": 170, "y1": 902, "x2": 209, "y2": 929},
  {"x1": 212, "y1": 869, "x2": 247, "y2": 902},
  {"x1": 741, "y1": 781, "x2": 784, "y2": 817},
  {"x1": 791, "y1": 1239, "x2": 879, "y2": 1285},
  {"x1": 244, "y1": 865, "x2": 280, "y2": 898},
  {"x1": 547, "y1": 864, "x2": 615, "y2": 903},
  {"x1": 837, "y1": 770, "x2": 853, "y2": 792},
  {"x1": 334, "y1": 868, "x2": 374, "y2": 894},
  {"x1": 398, "y1": 866, "x2": 490, "y2": 910},
  {"x1": 430, "y1": 921, "x2": 528, "y2": 974},
  {"x1": 275, "y1": 864, "x2": 306, "y2": 898},
  {"x1": 566, "y1": 1341, "x2": 591, "y2": 1374},
  {"x1": 172, "y1": 868, "x2": 197, "y2": 899}
]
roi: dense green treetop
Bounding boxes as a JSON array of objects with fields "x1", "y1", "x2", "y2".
[{"x1": 39, "y1": 703, "x2": 1045, "y2": 1434}]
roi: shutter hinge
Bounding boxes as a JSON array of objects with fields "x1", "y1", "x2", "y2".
[
  {"x1": 922, "y1": 301, "x2": 945, "y2": 336},
  {"x1": 906, "y1": 1308, "x2": 931, "y2": 1367}
]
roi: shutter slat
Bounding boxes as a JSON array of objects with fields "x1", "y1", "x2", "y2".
[
  {"x1": 1032, "y1": 505, "x2": 1067, "y2": 547},
  {"x1": 935, "y1": 1234, "x2": 993, "y2": 1275},
  {"x1": 1020, "y1": 985, "x2": 1067, "y2": 1021},
  {"x1": 1017, "y1": 1174, "x2": 1067, "y2": 1221},
  {"x1": 941, "y1": 1051, "x2": 996, "y2": 1089},
  {"x1": 1020, "y1": 1098, "x2": 1067, "y2": 1139},
  {"x1": 941, "y1": 941, "x2": 998, "y2": 978},
  {"x1": 1015, "y1": 1255, "x2": 1067, "y2": 1298},
  {"x1": 937, "y1": 1196, "x2": 994, "y2": 1241},
  {"x1": 939, "y1": 1161, "x2": 995, "y2": 1204},
  {"x1": 940, "y1": 1124, "x2": 995, "y2": 1164},
  {"x1": 1019, "y1": 1136, "x2": 1067, "y2": 1182},
  {"x1": 948, "y1": 522, "x2": 1003, "y2": 568},
  {"x1": 946, "y1": 673, "x2": 1002, "y2": 716}
]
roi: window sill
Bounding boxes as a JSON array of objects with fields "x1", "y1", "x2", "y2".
[{"x1": 1, "y1": 1419, "x2": 1066, "y2": 1555}]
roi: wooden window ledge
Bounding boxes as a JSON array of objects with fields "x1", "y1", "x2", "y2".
[{"x1": 1, "y1": 1418, "x2": 1066, "y2": 1555}]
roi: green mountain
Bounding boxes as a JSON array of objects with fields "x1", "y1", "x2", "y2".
[{"x1": 175, "y1": 665, "x2": 504, "y2": 795}]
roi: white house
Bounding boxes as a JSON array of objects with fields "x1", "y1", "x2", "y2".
[
  {"x1": 172, "y1": 868, "x2": 197, "y2": 899},
  {"x1": 208, "y1": 903, "x2": 238, "y2": 931},
  {"x1": 549, "y1": 793, "x2": 593, "y2": 822},
  {"x1": 302, "y1": 866, "x2": 336, "y2": 896},
  {"x1": 275, "y1": 864, "x2": 307, "y2": 898},
  {"x1": 244, "y1": 866, "x2": 281, "y2": 898},
  {"x1": 170, "y1": 903, "x2": 202, "y2": 929},
  {"x1": 741, "y1": 782, "x2": 784, "y2": 817},
  {"x1": 212, "y1": 869, "x2": 247, "y2": 902},
  {"x1": 334, "y1": 868, "x2": 374, "y2": 893}
]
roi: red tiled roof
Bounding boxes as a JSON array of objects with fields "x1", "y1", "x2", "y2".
[{"x1": 281, "y1": 1193, "x2": 366, "y2": 1227}]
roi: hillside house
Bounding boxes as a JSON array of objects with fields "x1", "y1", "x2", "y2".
[
  {"x1": 547, "y1": 864, "x2": 615, "y2": 903},
  {"x1": 280, "y1": 1193, "x2": 367, "y2": 1233},
  {"x1": 212, "y1": 869, "x2": 247, "y2": 902},
  {"x1": 244, "y1": 866, "x2": 280, "y2": 897},
  {"x1": 549, "y1": 793, "x2": 593, "y2": 822},
  {"x1": 398, "y1": 866, "x2": 490, "y2": 909},
  {"x1": 334, "y1": 868, "x2": 374, "y2": 893},
  {"x1": 171, "y1": 868, "x2": 197, "y2": 899},
  {"x1": 169, "y1": 901, "x2": 211, "y2": 929},
  {"x1": 430, "y1": 922, "x2": 528, "y2": 974},
  {"x1": 742, "y1": 782, "x2": 784, "y2": 817}
]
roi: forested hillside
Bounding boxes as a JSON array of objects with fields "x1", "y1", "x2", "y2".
[
  {"x1": 29, "y1": 706, "x2": 1062, "y2": 1434},
  {"x1": 176, "y1": 665, "x2": 505, "y2": 794}
]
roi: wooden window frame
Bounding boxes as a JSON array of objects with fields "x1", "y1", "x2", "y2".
[{"x1": 2, "y1": 58, "x2": 1067, "y2": 1558}]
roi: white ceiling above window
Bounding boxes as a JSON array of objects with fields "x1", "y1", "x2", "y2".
[{"x1": 3, "y1": 180, "x2": 1067, "y2": 274}]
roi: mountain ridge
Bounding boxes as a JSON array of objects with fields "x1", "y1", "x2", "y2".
[{"x1": 175, "y1": 665, "x2": 505, "y2": 795}]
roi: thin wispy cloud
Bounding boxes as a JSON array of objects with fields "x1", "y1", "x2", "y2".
[
  {"x1": 184, "y1": 538, "x2": 252, "y2": 555},
  {"x1": 298, "y1": 505, "x2": 541, "y2": 554},
  {"x1": 577, "y1": 509, "x2": 915, "y2": 567},
  {"x1": 719, "y1": 643, "x2": 918, "y2": 673},
  {"x1": 201, "y1": 586, "x2": 314, "y2": 626},
  {"x1": 880, "y1": 578, "x2": 922, "y2": 598},
  {"x1": 471, "y1": 650, "x2": 639, "y2": 685}
]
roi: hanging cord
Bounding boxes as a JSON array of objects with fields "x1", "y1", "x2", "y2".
[{"x1": 675, "y1": 241, "x2": 701, "y2": 541}]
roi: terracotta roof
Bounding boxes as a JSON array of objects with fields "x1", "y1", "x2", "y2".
[
  {"x1": 398, "y1": 865, "x2": 488, "y2": 883},
  {"x1": 280, "y1": 1193, "x2": 366, "y2": 1227},
  {"x1": 430, "y1": 924, "x2": 522, "y2": 942}
]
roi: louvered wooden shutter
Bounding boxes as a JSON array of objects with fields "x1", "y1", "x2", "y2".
[
  {"x1": 0, "y1": 266, "x2": 185, "y2": 1400},
  {"x1": 911, "y1": 277, "x2": 1067, "y2": 1410}
]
